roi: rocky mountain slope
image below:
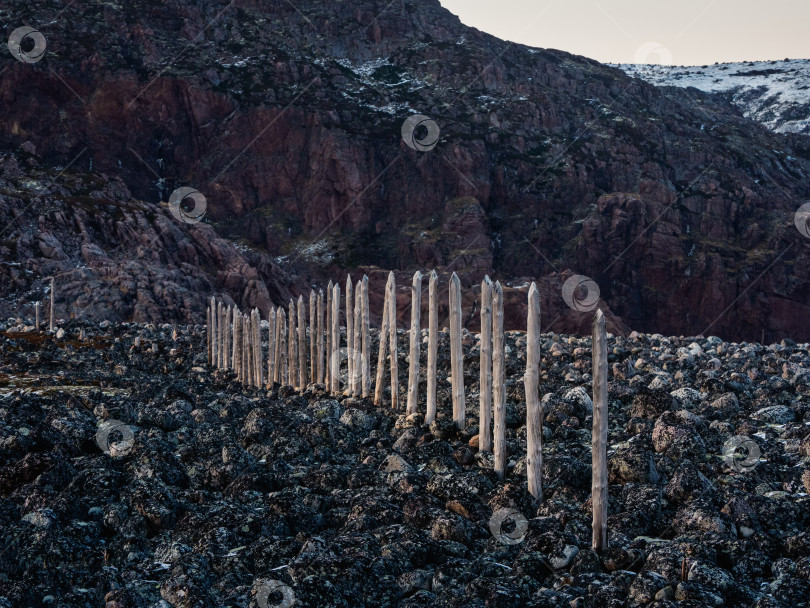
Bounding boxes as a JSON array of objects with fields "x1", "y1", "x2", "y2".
[
  {"x1": 618, "y1": 59, "x2": 810, "y2": 135},
  {"x1": 2, "y1": 0, "x2": 810, "y2": 341}
]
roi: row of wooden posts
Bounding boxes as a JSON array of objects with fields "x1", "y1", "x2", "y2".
[{"x1": 205, "y1": 271, "x2": 609, "y2": 551}]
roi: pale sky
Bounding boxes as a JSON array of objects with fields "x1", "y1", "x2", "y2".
[{"x1": 438, "y1": 0, "x2": 810, "y2": 65}]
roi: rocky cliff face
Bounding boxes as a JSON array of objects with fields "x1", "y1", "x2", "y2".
[{"x1": 1, "y1": 0, "x2": 810, "y2": 340}]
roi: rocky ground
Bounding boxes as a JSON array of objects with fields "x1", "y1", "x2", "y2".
[{"x1": 1, "y1": 318, "x2": 809, "y2": 608}]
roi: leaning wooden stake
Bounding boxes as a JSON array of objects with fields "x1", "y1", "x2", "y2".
[
  {"x1": 49, "y1": 277, "x2": 54, "y2": 332},
  {"x1": 310, "y1": 291, "x2": 317, "y2": 385},
  {"x1": 526, "y1": 283, "x2": 543, "y2": 500},
  {"x1": 298, "y1": 295, "x2": 307, "y2": 389},
  {"x1": 361, "y1": 276, "x2": 370, "y2": 397},
  {"x1": 352, "y1": 280, "x2": 362, "y2": 397},
  {"x1": 426, "y1": 270, "x2": 438, "y2": 424},
  {"x1": 479, "y1": 276, "x2": 493, "y2": 452},
  {"x1": 449, "y1": 272, "x2": 465, "y2": 428},
  {"x1": 288, "y1": 299, "x2": 297, "y2": 389},
  {"x1": 317, "y1": 290, "x2": 325, "y2": 384},
  {"x1": 326, "y1": 281, "x2": 333, "y2": 392},
  {"x1": 406, "y1": 271, "x2": 423, "y2": 416},
  {"x1": 374, "y1": 274, "x2": 392, "y2": 406},
  {"x1": 387, "y1": 272, "x2": 399, "y2": 410},
  {"x1": 34, "y1": 302, "x2": 40, "y2": 332},
  {"x1": 592, "y1": 308, "x2": 609, "y2": 551},
  {"x1": 267, "y1": 308, "x2": 276, "y2": 387},
  {"x1": 331, "y1": 283, "x2": 341, "y2": 394},
  {"x1": 493, "y1": 281, "x2": 506, "y2": 479},
  {"x1": 346, "y1": 275, "x2": 354, "y2": 395}
]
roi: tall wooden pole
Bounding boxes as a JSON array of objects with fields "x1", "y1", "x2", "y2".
[
  {"x1": 218, "y1": 301, "x2": 225, "y2": 369},
  {"x1": 449, "y1": 272, "x2": 465, "y2": 428},
  {"x1": 479, "y1": 276, "x2": 493, "y2": 452},
  {"x1": 267, "y1": 307, "x2": 276, "y2": 387},
  {"x1": 49, "y1": 277, "x2": 54, "y2": 332},
  {"x1": 388, "y1": 272, "x2": 399, "y2": 410},
  {"x1": 346, "y1": 275, "x2": 354, "y2": 395},
  {"x1": 298, "y1": 295, "x2": 307, "y2": 389},
  {"x1": 361, "y1": 276, "x2": 370, "y2": 397},
  {"x1": 278, "y1": 307, "x2": 287, "y2": 385},
  {"x1": 231, "y1": 306, "x2": 238, "y2": 373},
  {"x1": 526, "y1": 283, "x2": 543, "y2": 500},
  {"x1": 310, "y1": 291, "x2": 317, "y2": 385},
  {"x1": 331, "y1": 283, "x2": 341, "y2": 395},
  {"x1": 254, "y1": 308, "x2": 263, "y2": 388},
  {"x1": 406, "y1": 271, "x2": 423, "y2": 416},
  {"x1": 288, "y1": 299, "x2": 297, "y2": 389},
  {"x1": 352, "y1": 280, "x2": 362, "y2": 397},
  {"x1": 207, "y1": 302, "x2": 212, "y2": 363},
  {"x1": 232, "y1": 308, "x2": 239, "y2": 379},
  {"x1": 326, "y1": 281, "x2": 333, "y2": 392},
  {"x1": 317, "y1": 290, "x2": 325, "y2": 385},
  {"x1": 426, "y1": 270, "x2": 438, "y2": 424},
  {"x1": 374, "y1": 274, "x2": 392, "y2": 406},
  {"x1": 35, "y1": 301, "x2": 40, "y2": 332},
  {"x1": 493, "y1": 281, "x2": 506, "y2": 479},
  {"x1": 592, "y1": 309, "x2": 609, "y2": 551}
]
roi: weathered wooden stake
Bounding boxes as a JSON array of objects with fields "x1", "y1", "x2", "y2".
[
  {"x1": 49, "y1": 277, "x2": 54, "y2": 332},
  {"x1": 352, "y1": 279, "x2": 362, "y2": 397},
  {"x1": 245, "y1": 313, "x2": 253, "y2": 386},
  {"x1": 526, "y1": 282, "x2": 543, "y2": 500},
  {"x1": 224, "y1": 306, "x2": 232, "y2": 370},
  {"x1": 493, "y1": 281, "x2": 506, "y2": 479},
  {"x1": 388, "y1": 272, "x2": 399, "y2": 410},
  {"x1": 207, "y1": 303, "x2": 212, "y2": 363},
  {"x1": 479, "y1": 276, "x2": 493, "y2": 452},
  {"x1": 592, "y1": 308, "x2": 608, "y2": 551},
  {"x1": 406, "y1": 271, "x2": 423, "y2": 416},
  {"x1": 310, "y1": 291, "x2": 317, "y2": 385},
  {"x1": 374, "y1": 274, "x2": 392, "y2": 406},
  {"x1": 254, "y1": 308, "x2": 263, "y2": 388},
  {"x1": 288, "y1": 299, "x2": 297, "y2": 389},
  {"x1": 346, "y1": 275, "x2": 354, "y2": 395},
  {"x1": 361, "y1": 276, "x2": 370, "y2": 397},
  {"x1": 231, "y1": 306, "x2": 239, "y2": 373},
  {"x1": 278, "y1": 307, "x2": 287, "y2": 385},
  {"x1": 35, "y1": 301, "x2": 40, "y2": 331},
  {"x1": 326, "y1": 281, "x2": 333, "y2": 392},
  {"x1": 267, "y1": 308, "x2": 276, "y2": 387},
  {"x1": 317, "y1": 290, "x2": 325, "y2": 385},
  {"x1": 332, "y1": 283, "x2": 342, "y2": 394},
  {"x1": 298, "y1": 296, "x2": 306, "y2": 389},
  {"x1": 449, "y1": 272, "x2": 465, "y2": 428},
  {"x1": 426, "y1": 270, "x2": 438, "y2": 424}
]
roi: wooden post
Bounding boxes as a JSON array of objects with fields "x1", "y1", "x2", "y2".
[
  {"x1": 245, "y1": 313, "x2": 253, "y2": 386},
  {"x1": 288, "y1": 299, "x2": 297, "y2": 389},
  {"x1": 267, "y1": 308, "x2": 276, "y2": 387},
  {"x1": 298, "y1": 295, "x2": 307, "y2": 389},
  {"x1": 232, "y1": 307, "x2": 239, "y2": 376},
  {"x1": 449, "y1": 272, "x2": 465, "y2": 428},
  {"x1": 352, "y1": 279, "x2": 362, "y2": 397},
  {"x1": 406, "y1": 271, "x2": 423, "y2": 416},
  {"x1": 49, "y1": 277, "x2": 54, "y2": 332},
  {"x1": 317, "y1": 290, "x2": 325, "y2": 385},
  {"x1": 218, "y1": 302, "x2": 225, "y2": 369},
  {"x1": 592, "y1": 308, "x2": 608, "y2": 551},
  {"x1": 326, "y1": 281, "x2": 333, "y2": 392},
  {"x1": 388, "y1": 272, "x2": 399, "y2": 410},
  {"x1": 374, "y1": 274, "x2": 392, "y2": 406},
  {"x1": 235, "y1": 309, "x2": 242, "y2": 382},
  {"x1": 222, "y1": 306, "x2": 229, "y2": 369},
  {"x1": 310, "y1": 291, "x2": 317, "y2": 385},
  {"x1": 361, "y1": 276, "x2": 370, "y2": 397},
  {"x1": 526, "y1": 282, "x2": 543, "y2": 500},
  {"x1": 331, "y1": 283, "x2": 341, "y2": 394},
  {"x1": 426, "y1": 270, "x2": 438, "y2": 424},
  {"x1": 493, "y1": 281, "x2": 506, "y2": 479},
  {"x1": 346, "y1": 275, "x2": 354, "y2": 395},
  {"x1": 278, "y1": 307, "x2": 287, "y2": 385},
  {"x1": 206, "y1": 302, "x2": 212, "y2": 363},
  {"x1": 479, "y1": 276, "x2": 493, "y2": 452},
  {"x1": 254, "y1": 308, "x2": 263, "y2": 388},
  {"x1": 35, "y1": 301, "x2": 40, "y2": 331}
]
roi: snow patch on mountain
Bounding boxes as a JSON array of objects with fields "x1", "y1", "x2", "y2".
[{"x1": 614, "y1": 59, "x2": 810, "y2": 135}]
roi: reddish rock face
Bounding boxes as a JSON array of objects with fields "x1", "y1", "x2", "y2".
[{"x1": 1, "y1": 0, "x2": 809, "y2": 339}]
